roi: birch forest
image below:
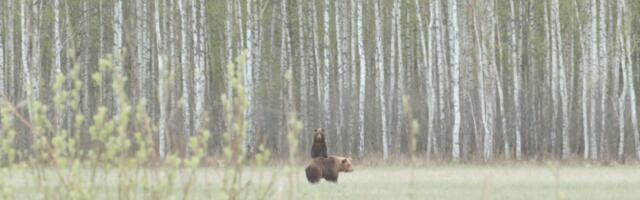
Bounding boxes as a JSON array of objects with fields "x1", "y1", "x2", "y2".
[{"x1": 2, "y1": 0, "x2": 640, "y2": 162}]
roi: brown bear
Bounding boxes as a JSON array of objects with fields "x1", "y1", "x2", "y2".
[
  {"x1": 310, "y1": 128, "x2": 328, "y2": 158},
  {"x1": 305, "y1": 156, "x2": 354, "y2": 183}
]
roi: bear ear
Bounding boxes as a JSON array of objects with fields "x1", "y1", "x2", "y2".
[{"x1": 321, "y1": 128, "x2": 325, "y2": 132}]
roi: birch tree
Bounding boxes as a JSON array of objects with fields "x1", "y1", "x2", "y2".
[
  {"x1": 245, "y1": 0, "x2": 256, "y2": 153},
  {"x1": 510, "y1": 0, "x2": 522, "y2": 160},
  {"x1": 154, "y1": 0, "x2": 167, "y2": 159},
  {"x1": 112, "y1": 0, "x2": 124, "y2": 114},
  {"x1": 449, "y1": 0, "x2": 462, "y2": 161},
  {"x1": 192, "y1": 0, "x2": 205, "y2": 133},
  {"x1": 298, "y1": 0, "x2": 308, "y2": 147},
  {"x1": 178, "y1": 0, "x2": 192, "y2": 151},
  {"x1": 322, "y1": 0, "x2": 331, "y2": 134},
  {"x1": 393, "y1": 0, "x2": 404, "y2": 156},
  {"x1": 5, "y1": 0, "x2": 14, "y2": 99},
  {"x1": 551, "y1": 0, "x2": 569, "y2": 159},
  {"x1": 416, "y1": 0, "x2": 433, "y2": 158},
  {"x1": 21, "y1": 0, "x2": 31, "y2": 101},
  {"x1": 573, "y1": 0, "x2": 590, "y2": 159},
  {"x1": 335, "y1": 0, "x2": 346, "y2": 154},
  {"x1": 589, "y1": 0, "x2": 598, "y2": 160},
  {"x1": 374, "y1": 0, "x2": 388, "y2": 160},
  {"x1": 280, "y1": 0, "x2": 293, "y2": 152},
  {"x1": 597, "y1": 0, "x2": 608, "y2": 158},
  {"x1": 225, "y1": 0, "x2": 234, "y2": 101},
  {"x1": 616, "y1": 0, "x2": 626, "y2": 159},
  {"x1": 356, "y1": 0, "x2": 366, "y2": 158},
  {"x1": 137, "y1": 0, "x2": 149, "y2": 103},
  {"x1": 0, "y1": 1, "x2": 4, "y2": 95},
  {"x1": 52, "y1": 0, "x2": 63, "y2": 129},
  {"x1": 623, "y1": 8, "x2": 640, "y2": 158}
]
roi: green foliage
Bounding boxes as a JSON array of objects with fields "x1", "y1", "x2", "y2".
[{"x1": 0, "y1": 55, "x2": 216, "y2": 199}]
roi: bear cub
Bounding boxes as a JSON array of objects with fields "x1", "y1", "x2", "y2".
[
  {"x1": 305, "y1": 156, "x2": 354, "y2": 183},
  {"x1": 310, "y1": 128, "x2": 328, "y2": 158}
]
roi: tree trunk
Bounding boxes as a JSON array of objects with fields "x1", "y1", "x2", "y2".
[
  {"x1": 374, "y1": 0, "x2": 387, "y2": 160},
  {"x1": 245, "y1": 0, "x2": 257, "y2": 154},
  {"x1": 356, "y1": 0, "x2": 366, "y2": 158},
  {"x1": 5, "y1": 0, "x2": 14, "y2": 100},
  {"x1": 21, "y1": 0, "x2": 31, "y2": 101},
  {"x1": 551, "y1": 0, "x2": 569, "y2": 159},
  {"x1": 322, "y1": 0, "x2": 331, "y2": 138},
  {"x1": 598, "y1": 0, "x2": 608, "y2": 159},
  {"x1": 297, "y1": 0, "x2": 309, "y2": 150},
  {"x1": 589, "y1": 0, "x2": 598, "y2": 160},
  {"x1": 510, "y1": 0, "x2": 522, "y2": 160},
  {"x1": 394, "y1": 0, "x2": 404, "y2": 157},
  {"x1": 192, "y1": 0, "x2": 205, "y2": 134},
  {"x1": 449, "y1": 0, "x2": 461, "y2": 161},
  {"x1": 616, "y1": 0, "x2": 626, "y2": 160},
  {"x1": 0, "y1": 1, "x2": 5, "y2": 95},
  {"x1": 418, "y1": 0, "x2": 433, "y2": 158},
  {"x1": 624, "y1": 24, "x2": 640, "y2": 159},
  {"x1": 113, "y1": 0, "x2": 123, "y2": 114},
  {"x1": 178, "y1": 0, "x2": 192, "y2": 154},
  {"x1": 335, "y1": 0, "x2": 345, "y2": 154}
]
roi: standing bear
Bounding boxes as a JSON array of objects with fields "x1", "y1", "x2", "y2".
[
  {"x1": 310, "y1": 128, "x2": 328, "y2": 158},
  {"x1": 305, "y1": 156, "x2": 354, "y2": 183}
]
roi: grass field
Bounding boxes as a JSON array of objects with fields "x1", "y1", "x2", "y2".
[{"x1": 5, "y1": 164, "x2": 640, "y2": 199}]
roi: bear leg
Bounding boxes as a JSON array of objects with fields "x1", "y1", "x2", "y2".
[{"x1": 305, "y1": 166, "x2": 321, "y2": 184}]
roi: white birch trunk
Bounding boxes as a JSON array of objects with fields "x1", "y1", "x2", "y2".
[
  {"x1": 235, "y1": 0, "x2": 244, "y2": 49},
  {"x1": 0, "y1": 2, "x2": 4, "y2": 94},
  {"x1": 192, "y1": 0, "x2": 205, "y2": 133},
  {"x1": 545, "y1": 1, "x2": 558, "y2": 155},
  {"x1": 374, "y1": 0, "x2": 388, "y2": 160},
  {"x1": 335, "y1": 0, "x2": 345, "y2": 154},
  {"x1": 598, "y1": 0, "x2": 608, "y2": 158},
  {"x1": 350, "y1": 0, "x2": 358, "y2": 152},
  {"x1": 51, "y1": 0, "x2": 63, "y2": 129},
  {"x1": 30, "y1": 2, "x2": 42, "y2": 101},
  {"x1": 178, "y1": 0, "x2": 192, "y2": 143},
  {"x1": 474, "y1": 3, "x2": 488, "y2": 161},
  {"x1": 114, "y1": 0, "x2": 123, "y2": 74},
  {"x1": 449, "y1": 0, "x2": 461, "y2": 161},
  {"x1": 245, "y1": 0, "x2": 256, "y2": 152},
  {"x1": 137, "y1": 0, "x2": 147, "y2": 102},
  {"x1": 113, "y1": 0, "x2": 123, "y2": 113},
  {"x1": 356, "y1": 0, "x2": 366, "y2": 158},
  {"x1": 311, "y1": 1, "x2": 321, "y2": 106},
  {"x1": 435, "y1": 0, "x2": 446, "y2": 155},
  {"x1": 298, "y1": 0, "x2": 308, "y2": 146},
  {"x1": 279, "y1": 0, "x2": 292, "y2": 152},
  {"x1": 53, "y1": 0, "x2": 62, "y2": 80},
  {"x1": 624, "y1": 20, "x2": 640, "y2": 159},
  {"x1": 154, "y1": 0, "x2": 167, "y2": 159},
  {"x1": 589, "y1": 0, "x2": 598, "y2": 160},
  {"x1": 388, "y1": 0, "x2": 397, "y2": 155},
  {"x1": 417, "y1": 0, "x2": 433, "y2": 158},
  {"x1": 394, "y1": 0, "x2": 404, "y2": 156},
  {"x1": 573, "y1": 0, "x2": 590, "y2": 159},
  {"x1": 322, "y1": 0, "x2": 331, "y2": 133},
  {"x1": 510, "y1": 0, "x2": 522, "y2": 160},
  {"x1": 551, "y1": 0, "x2": 569, "y2": 159},
  {"x1": 616, "y1": 0, "x2": 626, "y2": 160},
  {"x1": 225, "y1": 0, "x2": 234, "y2": 102},
  {"x1": 21, "y1": 0, "x2": 32, "y2": 100},
  {"x1": 5, "y1": 0, "x2": 14, "y2": 98}
]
